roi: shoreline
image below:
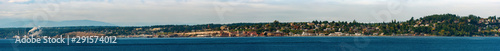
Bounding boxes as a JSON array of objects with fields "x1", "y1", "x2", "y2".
[{"x1": 3, "y1": 35, "x2": 499, "y2": 39}]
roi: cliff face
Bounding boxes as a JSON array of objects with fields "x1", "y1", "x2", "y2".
[{"x1": 63, "y1": 32, "x2": 106, "y2": 38}]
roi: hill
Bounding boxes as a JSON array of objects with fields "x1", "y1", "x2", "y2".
[{"x1": 1, "y1": 14, "x2": 499, "y2": 38}]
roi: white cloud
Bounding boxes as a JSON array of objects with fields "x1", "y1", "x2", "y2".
[
  {"x1": 7, "y1": 0, "x2": 30, "y2": 3},
  {"x1": 0, "y1": 0, "x2": 499, "y2": 26}
]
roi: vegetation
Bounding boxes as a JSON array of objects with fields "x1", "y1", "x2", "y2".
[{"x1": 1, "y1": 14, "x2": 499, "y2": 38}]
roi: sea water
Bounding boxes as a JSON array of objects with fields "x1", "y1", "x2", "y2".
[{"x1": 1, "y1": 36, "x2": 499, "y2": 51}]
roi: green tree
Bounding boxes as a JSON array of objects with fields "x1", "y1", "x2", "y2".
[
  {"x1": 312, "y1": 20, "x2": 319, "y2": 24},
  {"x1": 274, "y1": 20, "x2": 280, "y2": 24},
  {"x1": 322, "y1": 21, "x2": 329, "y2": 24}
]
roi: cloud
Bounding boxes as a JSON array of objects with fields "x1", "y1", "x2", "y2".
[
  {"x1": 7, "y1": 0, "x2": 30, "y2": 3},
  {"x1": 0, "y1": 0, "x2": 499, "y2": 26}
]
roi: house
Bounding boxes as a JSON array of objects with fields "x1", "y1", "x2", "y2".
[
  {"x1": 354, "y1": 33, "x2": 362, "y2": 36},
  {"x1": 196, "y1": 34, "x2": 210, "y2": 37},
  {"x1": 333, "y1": 32, "x2": 343, "y2": 36},
  {"x1": 307, "y1": 23, "x2": 315, "y2": 26},
  {"x1": 273, "y1": 32, "x2": 285, "y2": 36},
  {"x1": 261, "y1": 32, "x2": 274, "y2": 36},
  {"x1": 220, "y1": 33, "x2": 230, "y2": 37},
  {"x1": 246, "y1": 31, "x2": 258, "y2": 37},
  {"x1": 301, "y1": 32, "x2": 313, "y2": 36},
  {"x1": 372, "y1": 33, "x2": 379, "y2": 36}
]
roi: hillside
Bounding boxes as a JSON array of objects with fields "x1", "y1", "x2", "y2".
[{"x1": 1, "y1": 14, "x2": 499, "y2": 38}]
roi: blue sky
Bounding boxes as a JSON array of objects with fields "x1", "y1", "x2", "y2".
[{"x1": 1, "y1": 0, "x2": 499, "y2": 26}]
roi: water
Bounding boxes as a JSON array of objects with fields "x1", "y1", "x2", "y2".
[{"x1": 1, "y1": 36, "x2": 500, "y2": 51}]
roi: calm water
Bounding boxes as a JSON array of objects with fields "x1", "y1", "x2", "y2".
[{"x1": 1, "y1": 36, "x2": 500, "y2": 51}]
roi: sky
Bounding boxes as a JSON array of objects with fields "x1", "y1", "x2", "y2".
[{"x1": 0, "y1": 0, "x2": 499, "y2": 26}]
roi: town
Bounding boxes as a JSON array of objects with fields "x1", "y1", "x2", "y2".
[
  {"x1": 104, "y1": 14, "x2": 500, "y2": 38},
  {"x1": 2, "y1": 14, "x2": 500, "y2": 39}
]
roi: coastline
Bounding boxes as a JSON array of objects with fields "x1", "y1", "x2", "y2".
[
  {"x1": 67, "y1": 35, "x2": 500, "y2": 39},
  {"x1": 4, "y1": 35, "x2": 500, "y2": 39}
]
